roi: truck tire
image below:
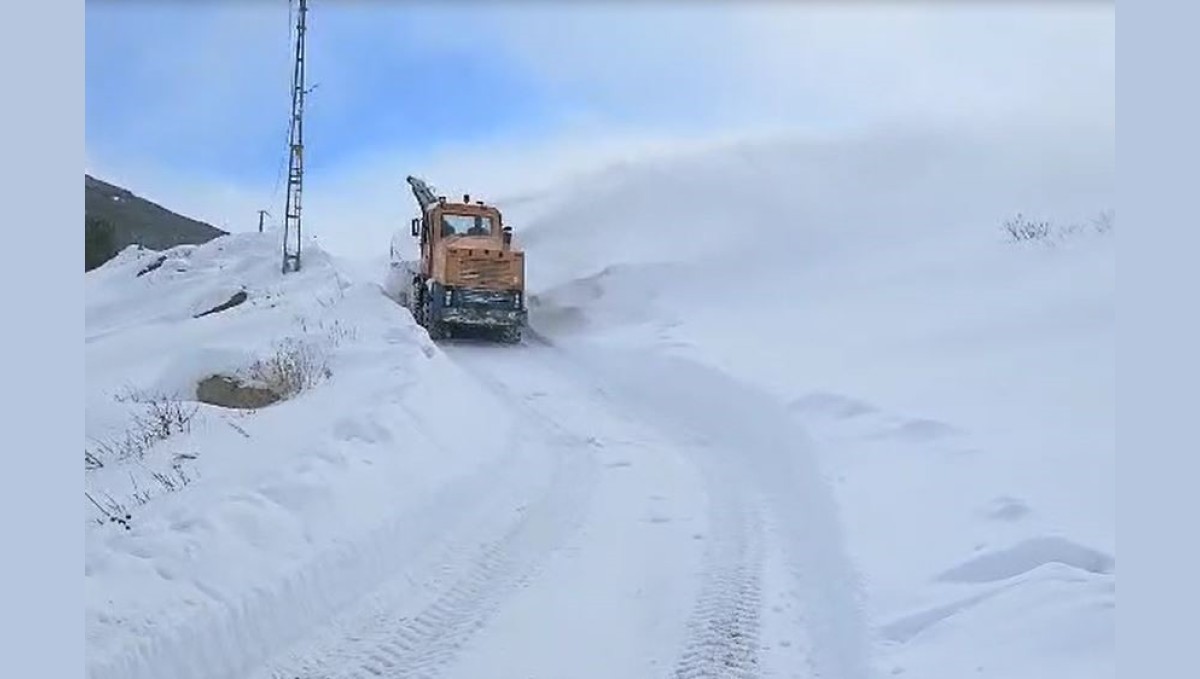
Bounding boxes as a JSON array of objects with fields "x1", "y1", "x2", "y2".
[
  {"x1": 499, "y1": 325, "x2": 522, "y2": 344},
  {"x1": 428, "y1": 319, "x2": 448, "y2": 340},
  {"x1": 410, "y1": 278, "x2": 427, "y2": 327}
]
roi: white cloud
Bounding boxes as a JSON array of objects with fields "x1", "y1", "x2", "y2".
[
  {"x1": 475, "y1": 3, "x2": 1114, "y2": 134},
  {"x1": 735, "y1": 4, "x2": 1114, "y2": 130}
]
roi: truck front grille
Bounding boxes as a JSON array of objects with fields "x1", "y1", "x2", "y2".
[{"x1": 456, "y1": 256, "x2": 519, "y2": 288}]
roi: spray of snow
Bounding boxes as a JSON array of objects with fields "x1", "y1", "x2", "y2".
[{"x1": 518, "y1": 121, "x2": 1114, "y2": 678}]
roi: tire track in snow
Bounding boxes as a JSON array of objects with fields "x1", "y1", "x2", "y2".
[
  {"x1": 340, "y1": 446, "x2": 595, "y2": 679},
  {"x1": 256, "y1": 348, "x2": 599, "y2": 679},
  {"x1": 486, "y1": 337, "x2": 771, "y2": 679},
  {"x1": 670, "y1": 471, "x2": 765, "y2": 679},
  {"x1": 95, "y1": 440, "x2": 531, "y2": 679},
  {"x1": 473, "y1": 339, "x2": 769, "y2": 678},
  {"x1": 650, "y1": 358, "x2": 873, "y2": 679},
  {"x1": 514, "y1": 337, "x2": 872, "y2": 678}
]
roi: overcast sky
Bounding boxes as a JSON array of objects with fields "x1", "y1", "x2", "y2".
[{"x1": 85, "y1": 1, "x2": 1114, "y2": 257}]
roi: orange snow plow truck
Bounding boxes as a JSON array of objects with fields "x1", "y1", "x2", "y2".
[{"x1": 401, "y1": 175, "x2": 527, "y2": 343}]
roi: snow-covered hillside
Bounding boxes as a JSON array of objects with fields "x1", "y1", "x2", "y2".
[
  {"x1": 85, "y1": 234, "x2": 523, "y2": 679},
  {"x1": 85, "y1": 122, "x2": 1113, "y2": 679}
]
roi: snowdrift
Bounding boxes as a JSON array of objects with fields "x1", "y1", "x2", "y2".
[
  {"x1": 84, "y1": 233, "x2": 518, "y2": 679},
  {"x1": 511, "y1": 122, "x2": 1115, "y2": 677}
]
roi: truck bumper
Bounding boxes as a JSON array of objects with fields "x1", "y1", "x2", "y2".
[
  {"x1": 430, "y1": 283, "x2": 526, "y2": 328},
  {"x1": 439, "y1": 306, "x2": 526, "y2": 327}
]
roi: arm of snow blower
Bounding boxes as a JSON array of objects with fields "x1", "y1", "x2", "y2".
[{"x1": 406, "y1": 176, "x2": 439, "y2": 212}]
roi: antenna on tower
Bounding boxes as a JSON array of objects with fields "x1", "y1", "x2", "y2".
[{"x1": 281, "y1": 0, "x2": 308, "y2": 274}]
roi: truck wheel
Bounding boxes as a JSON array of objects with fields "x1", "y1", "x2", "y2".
[
  {"x1": 411, "y1": 279, "x2": 427, "y2": 327},
  {"x1": 499, "y1": 325, "x2": 522, "y2": 344},
  {"x1": 428, "y1": 319, "x2": 448, "y2": 340}
]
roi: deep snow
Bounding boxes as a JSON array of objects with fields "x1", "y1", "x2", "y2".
[
  {"x1": 85, "y1": 122, "x2": 1113, "y2": 679},
  {"x1": 85, "y1": 233, "x2": 524, "y2": 679},
  {"x1": 511, "y1": 124, "x2": 1115, "y2": 677}
]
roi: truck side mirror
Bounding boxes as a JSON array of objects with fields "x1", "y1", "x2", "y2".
[
  {"x1": 502, "y1": 226, "x2": 513, "y2": 246},
  {"x1": 410, "y1": 217, "x2": 420, "y2": 237}
]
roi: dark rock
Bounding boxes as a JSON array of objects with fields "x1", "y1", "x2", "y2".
[
  {"x1": 193, "y1": 290, "x2": 249, "y2": 319},
  {"x1": 136, "y1": 256, "x2": 167, "y2": 277},
  {"x1": 195, "y1": 375, "x2": 281, "y2": 410}
]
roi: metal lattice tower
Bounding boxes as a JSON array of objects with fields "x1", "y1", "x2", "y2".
[{"x1": 281, "y1": 0, "x2": 308, "y2": 274}]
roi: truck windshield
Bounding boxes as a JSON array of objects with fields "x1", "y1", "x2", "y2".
[{"x1": 440, "y1": 214, "x2": 494, "y2": 237}]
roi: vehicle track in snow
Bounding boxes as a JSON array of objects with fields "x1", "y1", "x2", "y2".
[
  {"x1": 260, "y1": 330, "x2": 859, "y2": 679},
  {"x1": 251, "y1": 376, "x2": 599, "y2": 679},
  {"x1": 340, "y1": 444, "x2": 596, "y2": 679},
  {"x1": 670, "y1": 468, "x2": 765, "y2": 679},
  {"x1": 481, "y1": 335, "x2": 772, "y2": 679},
  {"x1": 537, "y1": 337, "x2": 874, "y2": 679}
]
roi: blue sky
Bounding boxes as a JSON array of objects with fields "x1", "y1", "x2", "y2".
[
  {"x1": 85, "y1": 3, "x2": 584, "y2": 185},
  {"x1": 84, "y1": 2, "x2": 1114, "y2": 254}
]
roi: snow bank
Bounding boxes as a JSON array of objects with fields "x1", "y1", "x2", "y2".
[
  {"x1": 519, "y1": 122, "x2": 1114, "y2": 677},
  {"x1": 85, "y1": 232, "x2": 517, "y2": 679}
]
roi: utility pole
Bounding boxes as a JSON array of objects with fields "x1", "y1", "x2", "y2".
[
  {"x1": 257, "y1": 209, "x2": 270, "y2": 233},
  {"x1": 281, "y1": 0, "x2": 308, "y2": 274}
]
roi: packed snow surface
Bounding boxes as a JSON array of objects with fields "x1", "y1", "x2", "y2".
[{"x1": 85, "y1": 123, "x2": 1113, "y2": 679}]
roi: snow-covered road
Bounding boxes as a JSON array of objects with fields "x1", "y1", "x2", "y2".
[{"x1": 247, "y1": 332, "x2": 870, "y2": 679}]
